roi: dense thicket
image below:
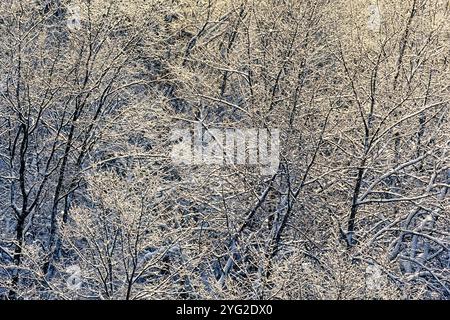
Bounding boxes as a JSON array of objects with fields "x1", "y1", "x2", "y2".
[{"x1": 0, "y1": 0, "x2": 449, "y2": 299}]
